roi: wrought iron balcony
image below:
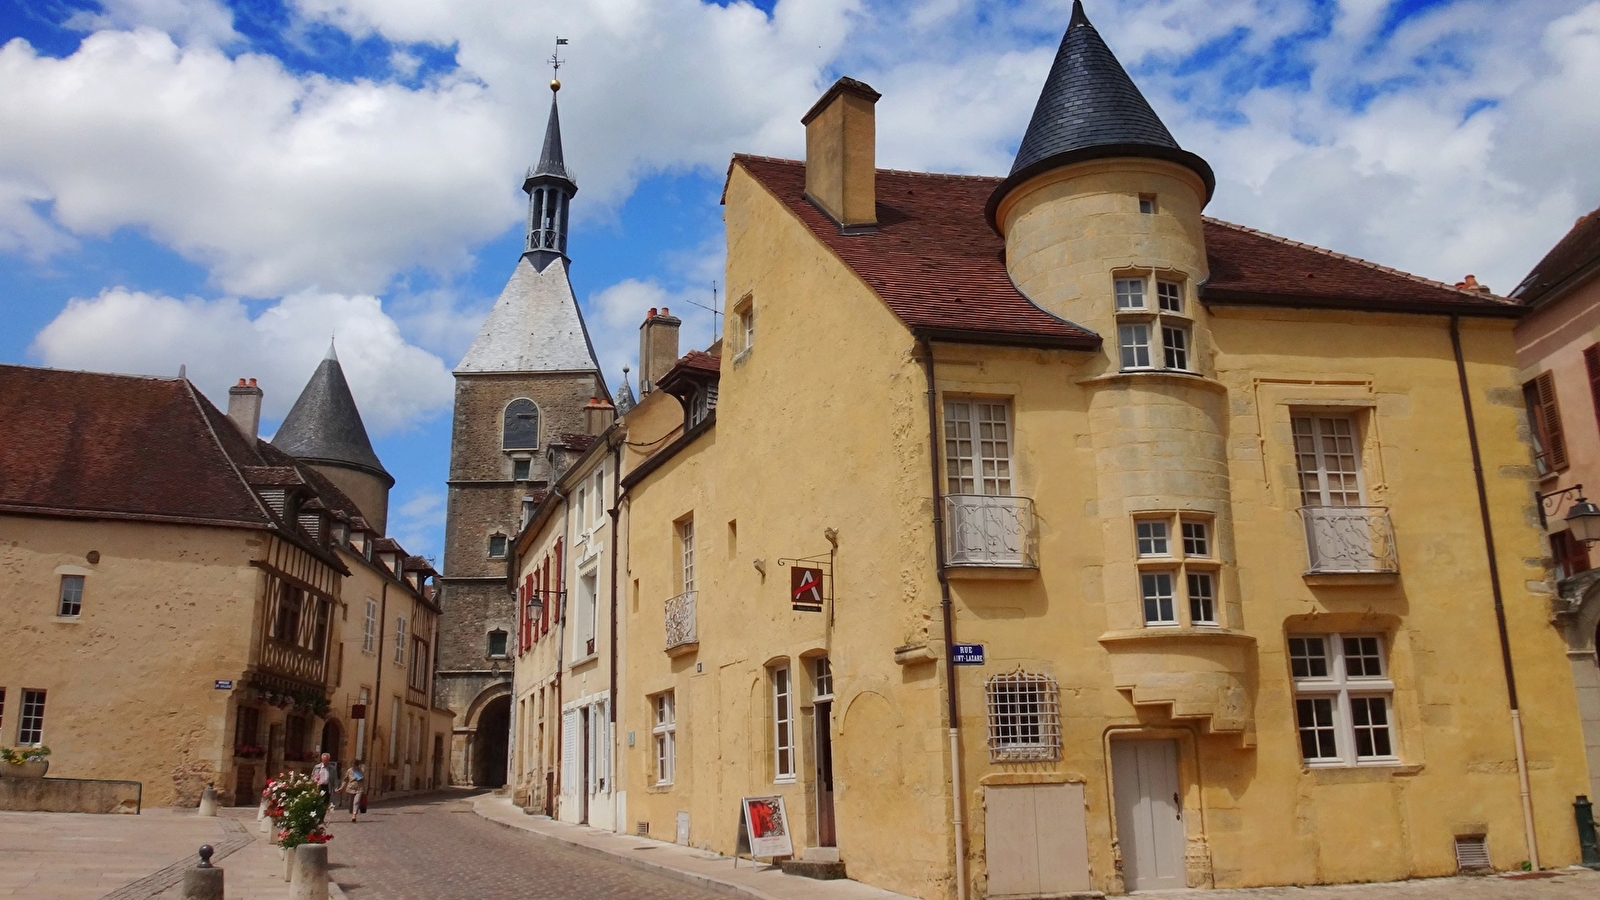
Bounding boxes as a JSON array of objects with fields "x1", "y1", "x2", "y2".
[
  {"x1": 945, "y1": 494, "x2": 1038, "y2": 568},
  {"x1": 665, "y1": 590, "x2": 697, "y2": 653},
  {"x1": 1299, "y1": 506, "x2": 1398, "y2": 574}
]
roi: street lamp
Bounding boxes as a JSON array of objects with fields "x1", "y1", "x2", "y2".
[{"x1": 1540, "y1": 484, "x2": 1600, "y2": 545}]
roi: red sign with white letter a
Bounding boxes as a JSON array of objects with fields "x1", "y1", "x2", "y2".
[{"x1": 791, "y1": 567, "x2": 824, "y2": 612}]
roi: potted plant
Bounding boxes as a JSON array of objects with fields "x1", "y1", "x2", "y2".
[
  {"x1": 0, "y1": 746, "x2": 51, "y2": 778},
  {"x1": 265, "y1": 771, "x2": 331, "y2": 875}
]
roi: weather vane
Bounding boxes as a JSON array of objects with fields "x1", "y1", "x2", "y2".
[{"x1": 550, "y1": 37, "x2": 567, "y2": 91}]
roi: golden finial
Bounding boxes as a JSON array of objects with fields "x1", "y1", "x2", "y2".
[{"x1": 550, "y1": 79, "x2": 561, "y2": 92}]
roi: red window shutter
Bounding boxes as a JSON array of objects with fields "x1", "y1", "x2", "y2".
[
  {"x1": 1585, "y1": 345, "x2": 1600, "y2": 437},
  {"x1": 1552, "y1": 530, "x2": 1592, "y2": 580},
  {"x1": 1537, "y1": 372, "x2": 1569, "y2": 471}
]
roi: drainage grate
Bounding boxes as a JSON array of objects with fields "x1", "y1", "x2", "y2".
[
  {"x1": 1455, "y1": 835, "x2": 1491, "y2": 872},
  {"x1": 636, "y1": 821, "x2": 650, "y2": 836}
]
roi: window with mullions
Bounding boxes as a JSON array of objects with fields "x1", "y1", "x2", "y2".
[
  {"x1": 1134, "y1": 515, "x2": 1219, "y2": 627},
  {"x1": 58, "y1": 575, "x2": 84, "y2": 617},
  {"x1": 984, "y1": 670, "x2": 1061, "y2": 762},
  {"x1": 1113, "y1": 275, "x2": 1192, "y2": 373},
  {"x1": 1289, "y1": 634, "x2": 1398, "y2": 766},
  {"x1": 944, "y1": 399, "x2": 1013, "y2": 496},
  {"x1": 19, "y1": 689, "x2": 45, "y2": 745},
  {"x1": 772, "y1": 665, "x2": 795, "y2": 782},
  {"x1": 653, "y1": 692, "x2": 676, "y2": 786}
]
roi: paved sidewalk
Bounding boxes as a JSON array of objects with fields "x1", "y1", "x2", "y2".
[
  {"x1": 472, "y1": 794, "x2": 1600, "y2": 900},
  {"x1": 472, "y1": 794, "x2": 916, "y2": 900},
  {"x1": 0, "y1": 806, "x2": 344, "y2": 900}
]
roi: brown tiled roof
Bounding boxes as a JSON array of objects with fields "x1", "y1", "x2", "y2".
[
  {"x1": 559, "y1": 433, "x2": 601, "y2": 453},
  {"x1": 734, "y1": 156, "x2": 1099, "y2": 348},
  {"x1": 1511, "y1": 208, "x2": 1600, "y2": 305},
  {"x1": 1200, "y1": 218, "x2": 1520, "y2": 316},
  {"x1": 657, "y1": 350, "x2": 722, "y2": 394},
  {"x1": 0, "y1": 365, "x2": 271, "y2": 527},
  {"x1": 732, "y1": 156, "x2": 1520, "y2": 330}
]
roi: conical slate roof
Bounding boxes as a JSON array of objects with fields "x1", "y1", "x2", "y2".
[
  {"x1": 524, "y1": 93, "x2": 576, "y2": 191},
  {"x1": 272, "y1": 343, "x2": 393, "y2": 484},
  {"x1": 614, "y1": 366, "x2": 637, "y2": 414},
  {"x1": 987, "y1": 0, "x2": 1214, "y2": 225}
]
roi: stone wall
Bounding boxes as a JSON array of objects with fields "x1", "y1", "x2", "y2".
[{"x1": 0, "y1": 777, "x2": 142, "y2": 814}]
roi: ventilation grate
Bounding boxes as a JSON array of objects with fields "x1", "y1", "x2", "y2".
[
  {"x1": 636, "y1": 821, "x2": 650, "y2": 837},
  {"x1": 1454, "y1": 835, "x2": 1491, "y2": 872}
]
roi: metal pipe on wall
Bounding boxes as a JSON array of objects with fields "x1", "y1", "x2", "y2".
[
  {"x1": 918, "y1": 335, "x2": 968, "y2": 900},
  {"x1": 1450, "y1": 314, "x2": 1540, "y2": 869}
]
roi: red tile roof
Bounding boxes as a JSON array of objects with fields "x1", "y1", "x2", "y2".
[
  {"x1": 0, "y1": 365, "x2": 272, "y2": 527},
  {"x1": 1510, "y1": 207, "x2": 1600, "y2": 305},
  {"x1": 732, "y1": 156, "x2": 1519, "y2": 338},
  {"x1": 734, "y1": 156, "x2": 1098, "y2": 348}
]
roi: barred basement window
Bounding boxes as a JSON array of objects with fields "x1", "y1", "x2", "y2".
[{"x1": 984, "y1": 670, "x2": 1061, "y2": 762}]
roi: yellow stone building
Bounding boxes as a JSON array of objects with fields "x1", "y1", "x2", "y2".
[
  {"x1": 614, "y1": 5, "x2": 1591, "y2": 898},
  {"x1": 0, "y1": 355, "x2": 451, "y2": 808}
]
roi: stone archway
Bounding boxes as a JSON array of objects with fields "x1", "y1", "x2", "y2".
[
  {"x1": 1554, "y1": 571, "x2": 1600, "y2": 801},
  {"x1": 473, "y1": 695, "x2": 512, "y2": 788},
  {"x1": 320, "y1": 720, "x2": 343, "y2": 762}
]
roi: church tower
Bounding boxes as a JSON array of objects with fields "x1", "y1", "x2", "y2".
[{"x1": 437, "y1": 77, "x2": 606, "y2": 787}]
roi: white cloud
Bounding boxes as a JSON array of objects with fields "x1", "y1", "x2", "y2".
[
  {"x1": 390, "y1": 488, "x2": 446, "y2": 564},
  {"x1": 585, "y1": 275, "x2": 719, "y2": 394},
  {"x1": 66, "y1": 0, "x2": 242, "y2": 46},
  {"x1": 30, "y1": 287, "x2": 453, "y2": 434}
]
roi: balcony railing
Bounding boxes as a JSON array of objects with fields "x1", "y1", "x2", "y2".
[
  {"x1": 945, "y1": 494, "x2": 1038, "y2": 568},
  {"x1": 1299, "y1": 506, "x2": 1398, "y2": 574},
  {"x1": 665, "y1": 590, "x2": 697, "y2": 652}
]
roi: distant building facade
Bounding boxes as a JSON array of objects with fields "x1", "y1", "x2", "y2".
[
  {"x1": 437, "y1": 81, "x2": 609, "y2": 787},
  {"x1": 1511, "y1": 207, "x2": 1600, "y2": 803},
  {"x1": 0, "y1": 356, "x2": 449, "y2": 807}
]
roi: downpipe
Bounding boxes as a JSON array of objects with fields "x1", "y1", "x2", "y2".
[{"x1": 1450, "y1": 315, "x2": 1539, "y2": 869}]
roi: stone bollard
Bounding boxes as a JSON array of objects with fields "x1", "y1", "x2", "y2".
[
  {"x1": 179, "y1": 845, "x2": 224, "y2": 900},
  {"x1": 197, "y1": 784, "x2": 219, "y2": 817},
  {"x1": 290, "y1": 843, "x2": 329, "y2": 900}
]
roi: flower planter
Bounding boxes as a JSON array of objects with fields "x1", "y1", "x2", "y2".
[{"x1": 1, "y1": 760, "x2": 48, "y2": 778}]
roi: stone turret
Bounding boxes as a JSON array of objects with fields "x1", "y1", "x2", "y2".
[{"x1": 272, "y1": 341, "x2": 394, "y2": 533}]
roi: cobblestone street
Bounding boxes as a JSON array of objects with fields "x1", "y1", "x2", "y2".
[{"x1": 322, "y1": 792, "x2": 728, "y2": 900}]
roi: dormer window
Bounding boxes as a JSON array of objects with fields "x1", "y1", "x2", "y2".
[
  {"x1": 1114, "y1": 274, "x2": 1192, "y2": 374},
  {"x1": 331, "y1": 522, "x2": 349, "y2": 546},
  {"x1": 689, "y1": 384, "x2": 719, "y2": 428}
]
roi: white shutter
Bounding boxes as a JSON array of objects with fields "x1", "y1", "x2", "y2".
[{"x1": 562, "y1": 710, "x2": 578, "y2": 794}]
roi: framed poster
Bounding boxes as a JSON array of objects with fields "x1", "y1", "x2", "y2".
[{"x1": 740, "y1": 795, "x2": 794, "y2": 859}]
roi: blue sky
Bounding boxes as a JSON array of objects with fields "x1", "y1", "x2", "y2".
[{"x1": 3, "y1": 0, "x2": 1598, "y2": 561}]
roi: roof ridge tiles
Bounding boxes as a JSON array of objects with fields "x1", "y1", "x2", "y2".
[{"x1": 1201, "y1": 217, "x2": 1516, "y2": 305}]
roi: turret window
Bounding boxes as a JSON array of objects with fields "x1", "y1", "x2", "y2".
[
  {"x1": 1114, "y1": 275, "x2": 1192, "y2": 374},
  {"x1": 1134, "y1": 514, "x2": 1220, "y2": 628},
  {"x1": 1139, "y1": 194, "x2": 1158, "y2": 215}
]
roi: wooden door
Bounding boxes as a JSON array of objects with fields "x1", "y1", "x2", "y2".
[
  {"x1": 984, "y1": 783, "x2": 1091, "y2": 898},
  {"x1": 1111, "y1": 740, "x2": 1186, "y2": 891},
  {"x1": 815, "y1": 700, "x2": 836, "y2": 847},
  {"x1": 579, "y1": 709, "x2": 590, "y2": 825}
]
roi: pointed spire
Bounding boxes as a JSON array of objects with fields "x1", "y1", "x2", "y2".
[
  {"x1": 523, "y1": 82, "x2": 578, "y2": 270},
  {"x1": 325, "y1": 337, "x2": 338, "y2": 361},
  {"x1": 987, "y1": 1, "x2": 1214, "y2": 224},
  {"x1": 615, "y1": 365, "x2": 637, "y2": 415},
  {"x1": 271, "y1": 352, "x2": 392, "y2": 484}
]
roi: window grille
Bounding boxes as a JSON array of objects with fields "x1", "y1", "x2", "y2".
[
  {"x1": 984, "y1": 670, "x2": 1061, "y2": 762},
  {"x1": 1454, "y1": 835, "x2": 1491, "y2": 872}
]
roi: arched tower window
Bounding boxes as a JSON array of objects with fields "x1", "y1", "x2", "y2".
[{"x1": 504, "y1": 399, "x2": 540, "y2": 450}]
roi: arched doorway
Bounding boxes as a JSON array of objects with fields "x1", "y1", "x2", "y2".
[
  {"x1": 474, "y1": 695, "x2": 511, "y2": 788},
  {"x1": 320, "y1": 720, "x2": 343, "y2": 762}
]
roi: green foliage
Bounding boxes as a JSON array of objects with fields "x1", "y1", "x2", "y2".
[
  {"x1": 264, "y1": 772, "x2": 331, "y2": 849},
  {"x1": 0, "y1": 746, "x2": 51, "y2": 763}
]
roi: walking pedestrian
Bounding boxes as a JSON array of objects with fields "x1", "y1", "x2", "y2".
[
  {"x1": 339, "y1": 760, "x2": 366, "y2": 822},
  {"x1": 311, "y1": 753, "x2": 334, "y2": 815}
]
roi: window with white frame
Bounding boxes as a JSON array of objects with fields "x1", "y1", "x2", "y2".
[
  {"x1": 1289, "y1": 634, "x2": 1397, "y2": 766},
  {"x1": 592, "y1": 468, "x2": 606, "y2": 529},
  {"x1": 363, "y1": 599, "x2": 377, "y2": 653},
  {"x1": 984, "y1": 670, "x2": 1061, "y2": 762},
  {"x1": 58, "y1": 575, "x2": 84, "y2": 617},
  {"x1": 813, "y1": 657, "x2": 833, "y2": 700},
  {"x1": 679, "y1": 518, "x2": 695, "y2": 593},
  {"x1": 772, "y1": 665, "x2": 795, "y2": 782},
  {"x1": 1134, "y1": 514, "x2": 1220, "y2": 627},
  {"x1": 944, "y1": 399, "x2": 1013, "y2": 496},
  {"x1": 577, "y1": 572, "x2": 598, "y2": 657},
  {"x1": 653, "y1": 692, "x2": 676, "y2": 785},
  {"x1": 1292, "y1": 416, "x2": 1363, "y2": 507},
  {"x1": 1114, "y1": 274, "x2": 1192, "y2": 373},
  {"x1": 18, "y1": 689, "x2": 46, "y2": 746},
  {"x1": 395, "y1": 616, "x2": 408, "y2": 666},
  {"x1": 733, "y1": 295, "x2": 755, "y2": 354}
]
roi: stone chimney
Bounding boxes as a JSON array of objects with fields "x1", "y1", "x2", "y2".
[
  {"x1": 1455, "y1": 274, "x2": 1494, "y2": 294},
  {"x1": 638, "y1": 306, "x2": 682, "y2": 395},
  {"x1": 803, "y1": 76, "x2": 881, "y2": 230},
  {"x1": 228, "y1": 378, "x2": 263, "y2": 441},
  {"x1": 584, "y1": 395, "x2": 616, "y2": 435}
]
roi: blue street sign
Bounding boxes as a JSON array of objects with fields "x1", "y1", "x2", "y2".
[
  {"x1": 214, "y1": 680, "x2": 234, "y2": 690},
  {"x1": 951, "y1": 644, "x2": 985, "y2": 665}
]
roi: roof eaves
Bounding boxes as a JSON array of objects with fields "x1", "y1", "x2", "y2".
[
  {"x1": 1199, "y1": 288, "x2": 1524, "y2": 319},
  {"x1": 911, "y1": 326, "x2": 1101, "y2": 350},
  {"x1": 619, "y1": 410, "x2": 716, "y2": 491}
]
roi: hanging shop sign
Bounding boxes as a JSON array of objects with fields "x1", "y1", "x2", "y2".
[
  {"x1": 350, "y1": 704, "x2": 367, "y2": 720},
  {"x1": 952, "y1": 644, "x2": 986, "y2": 665},
  {"x1": 791, "y1": 567, "x2": 825, "y2": 612},
  {"x1": 740, "y1": 795, "x2": 794, "y2": 859}
]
